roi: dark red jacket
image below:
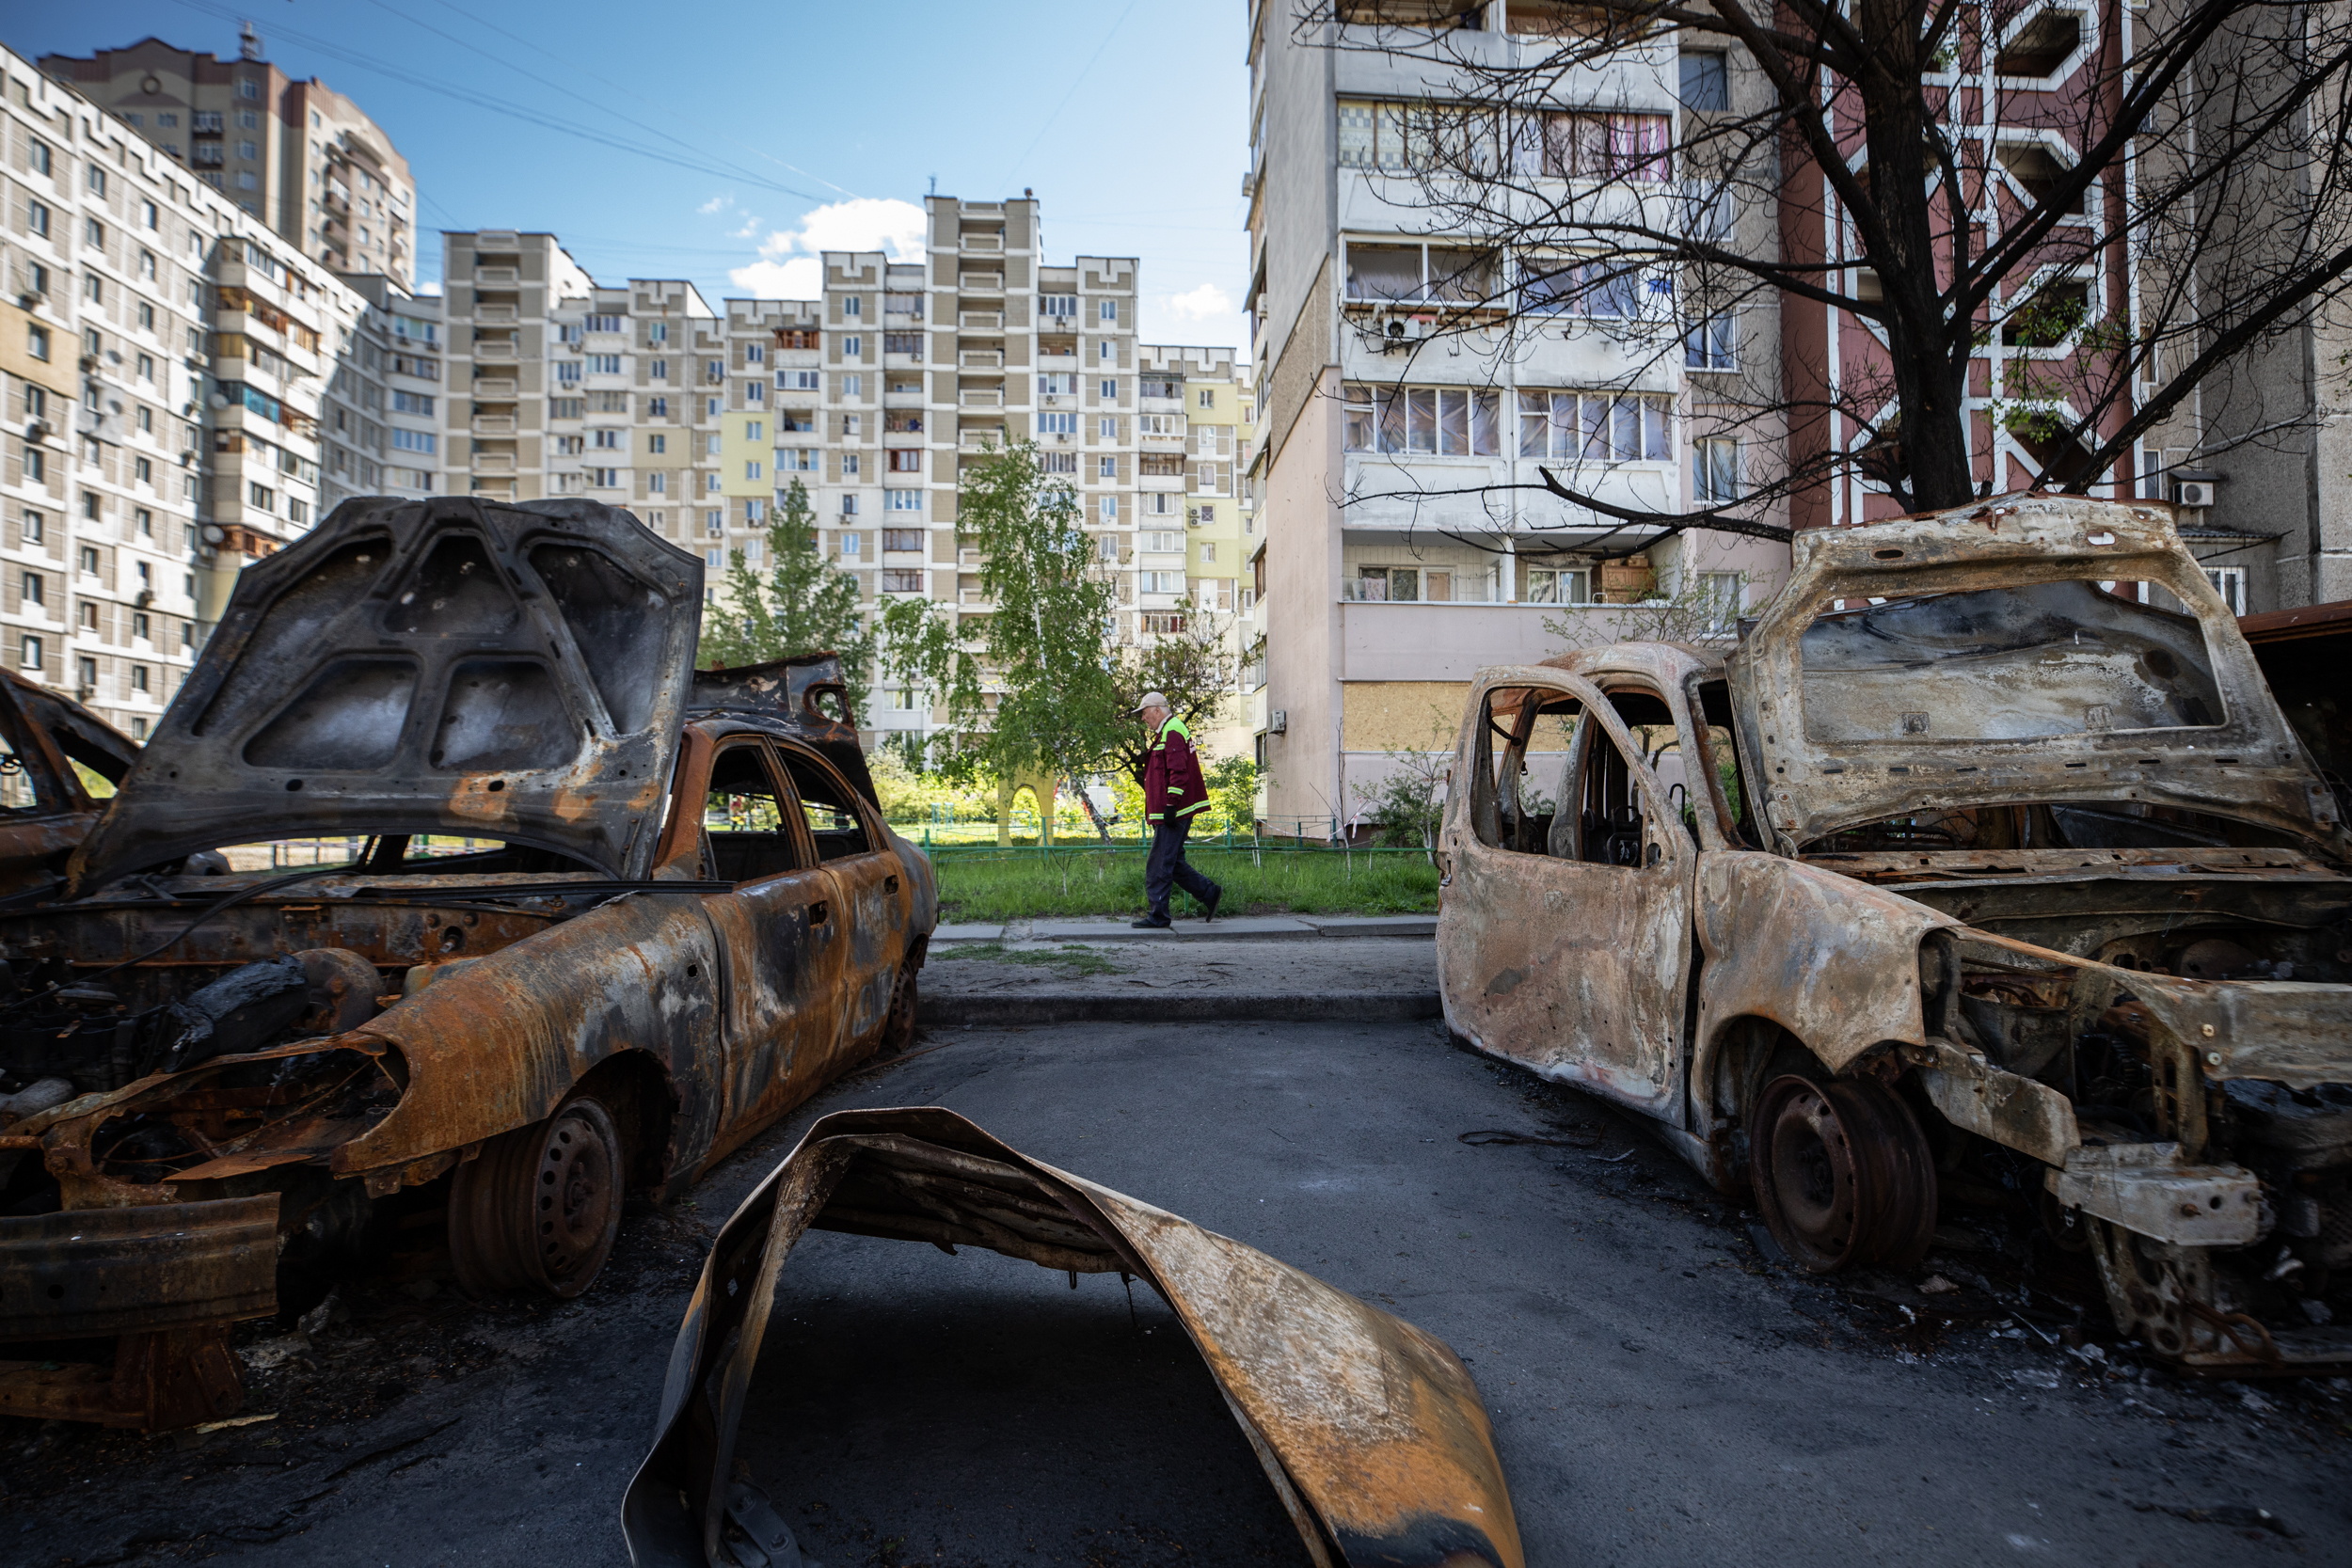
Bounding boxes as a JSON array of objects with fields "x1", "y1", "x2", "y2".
[{"x1": 1142, "y1": 714, "x2": 1209, "y2": 824}]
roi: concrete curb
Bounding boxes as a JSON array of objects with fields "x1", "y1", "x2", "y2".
[{"x1": 916, "y1": 991, "x2": 1444, "y2": 1026}]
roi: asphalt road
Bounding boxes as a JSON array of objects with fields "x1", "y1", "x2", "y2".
[{"x1": 8, "y1": 1018, "x2": 2349, "y2": 1567}]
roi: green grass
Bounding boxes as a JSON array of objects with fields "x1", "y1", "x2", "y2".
[
  {"x1": 933, "y1": 942, "x2": 1128, "y2": 976},
  {"x1": 930, "y1": 846, "x2": 1440, "y2": 923}
]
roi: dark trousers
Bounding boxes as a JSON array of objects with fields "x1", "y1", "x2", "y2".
[{"x1": 1145, "y1": 815, "x2": 1219, "y2": 921}]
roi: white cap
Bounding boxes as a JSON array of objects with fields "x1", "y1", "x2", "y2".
[{"x1": 1134, "y1": 691, "x2": 1170, "y2": 714}]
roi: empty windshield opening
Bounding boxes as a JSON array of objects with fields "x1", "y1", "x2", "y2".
[
  {"x1": 161, "y1": 833, "x2": 601, "y2": 878},
  {"x1": 1799, "y1": 579, "x2": 2224, "y2": 742}
]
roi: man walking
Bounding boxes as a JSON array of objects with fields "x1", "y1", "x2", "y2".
[{"x1": 1134, "y1": 691, "x2": 1222, "y2": 929}]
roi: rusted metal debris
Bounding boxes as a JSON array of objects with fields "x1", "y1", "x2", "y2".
[
  {"x1": 1439, "y1": 494, "x2": 2352, "y2": 1373},
  {"x1": 622, "y1": 1107, "x2": 1523, "y2": 1568},
  {"x1": 0, "y1": 497, "x2": 937, "y2": 1429}
]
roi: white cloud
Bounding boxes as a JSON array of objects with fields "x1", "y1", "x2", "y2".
[
  {"x1": 731, "y1": 214, "x2": 762, "y2": 239},
  {"x1": 728, "y1": 256, "x2": 823, "y2": 297},
  {"x1": 729, "y1": 198, "x2": 929, "y2": 295},
  {"x1": 697, "y1": 194, "x2": 729, "y2": 214},
  {"x1": 1166, "y1": 283, "x2": 1232, "y2": 322}
]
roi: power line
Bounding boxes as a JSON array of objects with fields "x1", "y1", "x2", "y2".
[
  {"x1": 1002, "y1": 0, "x2": 1141, "y2": 189},
  {"x1": 161, "y1": 0, "x2": 835, "y2": 206}
]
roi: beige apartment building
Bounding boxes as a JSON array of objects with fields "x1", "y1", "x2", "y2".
[
  {"x1": 0, "y1": 45, "x2": 411, "y2": 739},
  {"x1": 40, "y1": 28, "x2": 418, "y2": 289},
  {"x1": 439, "y1": 198, "x2": 1255, "y2": 753}
]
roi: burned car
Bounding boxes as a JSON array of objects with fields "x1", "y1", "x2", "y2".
[
  {"x1": 1439, "y1": 495, "x2": 2352, "y2": 1371},
  {"x1": 0, "y1": 497, "x2": 934, "y2": 1429},
  {"x1": 0, "y1": 669, "x2": 142, "y2": 901}
]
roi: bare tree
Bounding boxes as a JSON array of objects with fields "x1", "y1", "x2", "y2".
[{"x1": 1296, "y1": 0, "x2": 2352, "y2": 546}]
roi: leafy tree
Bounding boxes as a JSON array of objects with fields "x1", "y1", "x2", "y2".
[
  {"x1": 881, "y1": 442, "x2": 1123, "y2": 827},
  {"x1": 698, "y1": 479, "x2": 876, "y2": 718},
  {"x1": 1105, "y1": 596, "x2": 1242, "y2": 784}
]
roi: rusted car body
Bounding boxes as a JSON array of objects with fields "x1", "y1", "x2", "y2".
[
  {"x1": 0, "y1": 670, "x2": 141, "y2": 900},
  {"x1": 0, "y1": 497, "x2": 934, "y2": 1429},
  {"x1": 1439, "y1": 495, "x2": 2352, "y2": 1371},
  {"x1": 623, "y1": 1107, "x2": 1523, "y2": 1568}
]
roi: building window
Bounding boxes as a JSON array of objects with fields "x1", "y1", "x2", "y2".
[
  {"x1": 591, "y1": 467, "x2": 620, "y2": 487},
  {"x1": 880, "y1": 569, "x2": 925, "y2": 594},
  {"x1": 1040, "y1": 412, "x2": 1077, "y2": 436},
  {"x1": 844, "y1": 297, "x2": 863, "y2": 318},
  {"x1": 839, "y1": 495, "x2": 859, "y2": 515},
  {"x1": 649, "y1": 359, "x2": 669, "y2": 379},
  {"x1": 19, "y1": 636, "x2": 39, "y2": 672},
  {"x1": 79, "y1": 546, "x2": 99, "y2": 575},
  {"x1": 26, "y1": 324, "x2": 48, "y2": 361},
  {"x1": 1519, "y1": 258, "x2": 1650, "y2": 318},
  {"x1": 745, "y1": 461, "x2": 764, "y2": 480},
  {"x1": 391, "y1": 428, "x2": 437, "y2": 453},
  {"x1": 1099, "y1": 417, "x2": 1118, "y2": 438},
  {"x1": 842, "y1": 455, "x2": 861, "y2": 477},
  {"x1": 132, "y1": 610, "x2": 151, "y2": 640},
  {"x1": 2205, "y1": 566, "x2": 2249, "y2": 615},
  {"x1": 1040, "y1": 372, "x2": 1078, "y2": 396},
  {"x1": 1335, "y1": 99, "x2": 1508, "y2": 173},
  {"x1": 1198, "y1": 504, "x2": 1216, "y2": 525},
  {"x1": 1685, "y1": 312, "x2": 1737, "y2": 371},
  {"x1": 393, "y1": 391, "x2": 436, "y2": 415},
  {"x1": 1041, "y1": 294, "x2": 1076, "y2": 319},
  {"x1": 1345, "y1": 241, "x2": 1500, "y2": 305},
  {"x1": 586, "y1": 314, "x2": 624, "y2": 333},
  {"x1": 1681, "y1": 51, "x2": 1730, "y2": 111},
  {"x1": 22, "y1": 512, "x2": 40, "y2": 543},
  {"x1": 1100, "y1": 455, "x2": 1118, "y2": 478},
  {"x1": 1341, "y1": 385, "x2": 1503, "y2": 455},
  {"x1": 1199, "y1": 389, "x2": 1216, "y2": 409},
  {"x1": 1200, "y1": 542, "x2": 1217, "y2": 562},
  {"x1": 1100, "y1": 341, "x2": 1115, "y2": 361},
  {"x1": 882, "y1": 529, "x2": 924, "y2": 553},
  {"x1": 19, "y1": 572, "x2": 40, "y2": 606},
  {"x1": 744, "y1": 380, "x2": 765, "y2": 403},
  {"x1": 1099, "y1": 300, "x2": 1118, "y2": 323},
  {"x1": 1515, "y1": 391, "x2": 1673, "y2": 463},
  {"x1": 131, "y1": 665, "x2": 151, "y2": 694},
  {"x1": 1695, "y1": 571, "x2": 1745, "y2": 627},
  {"x1": 781, "y1": 449, "x2": 818, "y2": 471},
  {"x1": 1523, "y1": 567, "x2": 1593, "y2": 605},
  {"x1": 1099, "y1": 496, "x2": 1119, "y2": 522},
  {"x1": 25, "y1": 200, "x2": 47, "y2": 239},
  {"x1": 885, "y1": 489, "x2": 921, "y2": 512},
  {"x1": 887, "y1": 449, "x2": 921, "y2": 472},
  {"x1": 1692, "y1": 436, "x2": 1740, "y2": 503},
  {"x1": 76, "y1": 656, "x2": 98, "y2": 689},
  {"x1": 587, "y1": 354, "x2": 622, "y2": 374},
  {"x1": 593, "y1": 428, "x2": 623, "y2": 450},
  {"x1": 1511, "y1": 111, "x2": 1673, "y2": 182},
  {"x1": 1100, "y1": 379, "x2": 1119, "y2": 401}
]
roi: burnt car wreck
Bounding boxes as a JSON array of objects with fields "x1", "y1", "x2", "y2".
[
  {"x1": 624, "y1": 1108, "x2": 1524, "y2": 1568},
  {"x1": 1440, "y1": 495, "x2": 2352, "y2": 1372},
  {"x1": 0, "y1": 497, "x2": 935, "y2": 1430}
]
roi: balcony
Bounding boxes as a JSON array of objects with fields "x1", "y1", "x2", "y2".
[
  {"x1": 472, "y1": 341, "x2": 517, "y2": 362},
  {"x1": 960, "y1": 232, "x2": 1004, "y2": 254},
  {"x1": 959, "y1": 389, "x2": 1002, "y2": 409},
  {"x1": 472, "y1": 452, "x2": 517, "y2": 476},
  {"x1": 958, "y1": 311, "x2": 1004, "y2": 333},
  {"x1": 471, "y1": 415, "x2": 516, "y2": 436},
  {"x1": 958, "y1": 428, "x2": 1008, "y2": 451},
  {"x1": 959, "y1": 350, "x2": 1003, "y2": 370},
  {"x1": 475, "y1": 265, "x2": 519, "y2": 285},
  {"x1": 958, "y1": 273, "x2": 1005, "y2": 295},
  {"x1": 473, "y1": 377, "x2": 518, "y2": 399},
  {"x1": 1340, "y1": 574, "x2": 1498, "y2": 604},
  {"x1": 1036, "y1": 353, "x2": 1077, "y2": 371},
  {"x1": 475, "y1": 304, "x2": 516, "y2": 325}
]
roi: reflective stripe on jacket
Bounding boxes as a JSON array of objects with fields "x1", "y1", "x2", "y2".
[{"x1": 1142, "y1": 713, "x2": 1210, "y2": 822}]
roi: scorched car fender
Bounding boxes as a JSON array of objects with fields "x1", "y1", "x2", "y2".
[{"x1": 330, "y1": 890, "x2": 723, "y2": 1180}]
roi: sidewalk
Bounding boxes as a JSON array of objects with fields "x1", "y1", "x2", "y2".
[
  {"x1": 931, "y1": 912, "x2": 1436, "y2": 942},
  {"x1": 916, "y1": 935, "x2": 1440, "y2": 1026}
]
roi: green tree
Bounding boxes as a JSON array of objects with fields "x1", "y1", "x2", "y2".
[
  {"x1": 881, "y1": 441, "x2": 1122, "y2": 839},
  {"x1": 698, "y1": 479, "x2": 876, "y2": 718},
  {"x1": 1105, "y1": 595, "x2": 1240, "y2": 785}
]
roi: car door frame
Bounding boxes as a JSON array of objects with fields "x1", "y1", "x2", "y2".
[
  {"x1": 772, "y1": 737, "x2": 907, "y2": 1071},
  {"x1": 677, "y1": 730, "x2": 848, "y2": 1172},
  {"x1": 1439, "y1": 665, "x2": 1699, "y2": 1123}
]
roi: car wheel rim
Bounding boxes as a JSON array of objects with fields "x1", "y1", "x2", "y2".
[
  {"x1": 537, "y1": 1109, "x2": 615, "y2": 1285},
  {"x1": 1751, "y1": 1074, "x2": 1937, "y2": 1274}
]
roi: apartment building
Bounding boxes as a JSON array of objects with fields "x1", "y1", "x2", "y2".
[
  {"x1": 0, "y1": 47, "x2": 402, "y2": 739},
  {"x1": 40, "y1": 28, "x2": 418, "y2": 289},
  {"x1": 1245, "y1": 2, "x2": 1789, "y2": 828}
]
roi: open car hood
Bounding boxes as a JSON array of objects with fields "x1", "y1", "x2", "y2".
[
  {"x1": 72, "y1": 497, "x2": 701, "y2": 891},
  {"x1": 623, "y1": 1107, "x2": 1523, "y2": 1568},
  {"x1": 1725, "y1": 496, "x2": 2350, "y2": 857}
]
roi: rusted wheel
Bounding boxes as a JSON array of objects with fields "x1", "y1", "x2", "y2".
[
  {"x1": 878, "y1": 951, "x2": 920, "y2": 1057},
  {"x1": 1750, "y1": 1074, "x2": 1938, "y2": 1273},
  {"x1": 449, "y1": 1097, "x2": 624, "y2": 1300}
]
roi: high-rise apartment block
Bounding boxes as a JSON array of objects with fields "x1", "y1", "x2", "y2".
[
  {"x1": 40, "y1": 28, "x2": 418, "y2": 289},
  {"x1": 1, "y1": 44, "x2": 428, "y2": 739},
  {"x1": 437, "y1": 199, "x2": 1253, "y2": 747},
  {"x1": 1245, "y1": 3, "x2": 1788, "y2": 829}
]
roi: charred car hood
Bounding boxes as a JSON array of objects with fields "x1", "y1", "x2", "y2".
[
  {"x1": 1726, "y1": 496, "x2": 2350, "y2": 856},
  {"x1": 72, "y1": 497, "x2": 702, "y2": 890}
]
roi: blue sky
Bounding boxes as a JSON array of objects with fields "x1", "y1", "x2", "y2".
[{"x1": 3, "y1": 1, "x2": 1255, "y2": 355}]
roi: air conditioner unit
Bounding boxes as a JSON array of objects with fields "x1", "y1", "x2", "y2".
[
  {"x1": 1268, "y1": 709, "x2": 1287, "y2": 734},
  {"x1": 2172, "y1": 470, "x2": 2217, "y2": 509},
  {"x1": 24, "y1": 421, "x2": 49, "y2": 443}
]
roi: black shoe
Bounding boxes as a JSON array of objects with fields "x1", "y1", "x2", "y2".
[
  {"x1": 1131, "y1": 916, "x2": 1172, "y2": 929},
  {"x1": 1201, "y1": 886, "x2": 1223, "y2": 923}
]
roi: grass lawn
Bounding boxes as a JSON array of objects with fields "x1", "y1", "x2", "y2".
[{"x1": 927, "y1": 846, "x2": 1439, "y2": 923}]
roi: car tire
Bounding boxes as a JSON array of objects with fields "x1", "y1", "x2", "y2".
[
  {"x1": 878, "y1": 950, "x2": 920, "y2": 1057},
  {"x1": 449, "y1": 1095, "x2": 626, "y2": 1300},
  {"x1": 1749, "y1": 1073, "x2": 1937, "y2": 1274}
]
